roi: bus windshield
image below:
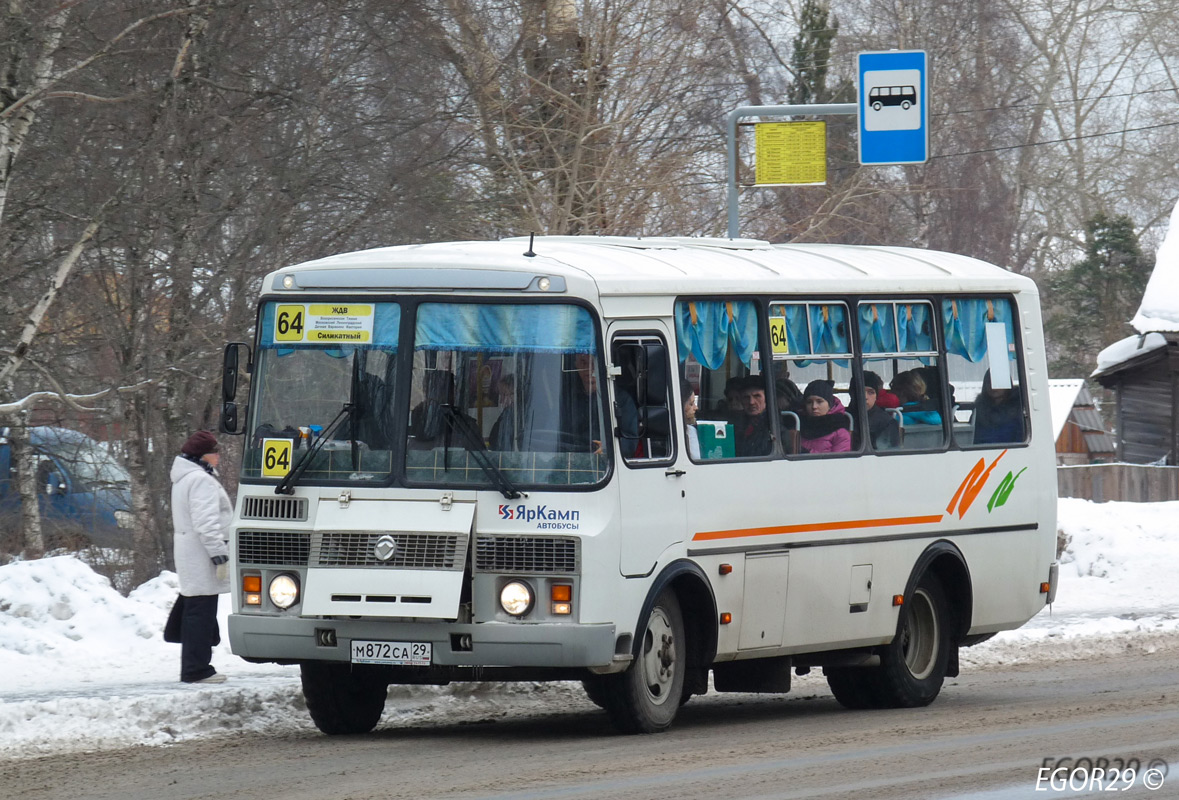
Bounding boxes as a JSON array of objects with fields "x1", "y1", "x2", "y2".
[
  {"x1": 405, "y1": 302, "x2": 607, "y2": 488},
  {"x1": 244, "y1": 302, "x2": 401, "y2": 483},
  {"x1": 243, "y1": 300, "x2": 608, "y2": 488}
]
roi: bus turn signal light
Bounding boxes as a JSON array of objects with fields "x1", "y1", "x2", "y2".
[
  {"x1": 719, "y1": 563, "x2": 733, "y2": 575},
  {"x1": 893, "y1": 595, "x2": 905, "y2": 606},
  {"x1": 1040, "y1": 582, "x2": 1051, "y2": 594},
  {"x1": 551, "y1": 584, "x2": 572, "y2": 603},
  {"x1": 243, "y1": 575, "x2": 262, "y2": 593},
  {"x1": 719, "y1": 612, "x2": 732, "y2": 624}
]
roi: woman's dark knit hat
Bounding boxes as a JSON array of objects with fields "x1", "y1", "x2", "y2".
[
  {"x1": 802, "y1": 379, "x2": 836, "y2": 406},
  {"x1": 181, "y1": 430, "x2": 219, "y2": 457}
]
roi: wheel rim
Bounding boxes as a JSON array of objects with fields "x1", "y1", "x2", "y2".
[
  {"x1": 901, "y1": 588, "x2": 939, "y2": 680},
  {"x1": 640, "y1": 606, "x2": 677, "y2": 706}
]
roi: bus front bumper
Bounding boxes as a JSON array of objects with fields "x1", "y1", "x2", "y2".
[{"x1": 229, "y1": 614, "x2": 618, "y2": 669}]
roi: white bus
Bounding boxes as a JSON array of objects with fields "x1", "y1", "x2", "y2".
[{"x1": 220, "y1": 236, "x2": 1059, "y2": 735}]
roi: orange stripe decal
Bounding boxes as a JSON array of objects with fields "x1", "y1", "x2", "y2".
[{"x1": 692, "y1": 514, "x2": 945, "y2": 542}]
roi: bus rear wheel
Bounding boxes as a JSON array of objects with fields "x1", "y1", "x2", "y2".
[
  {"x1": 301, "y1": 662, "x2": 388, "y2": 735},
  {"x1": 601, "y1": 589, "x2": 685, "y2": 733},
  {"x1": 874, "y1": 574, "x2": 951, "y2": 708}
]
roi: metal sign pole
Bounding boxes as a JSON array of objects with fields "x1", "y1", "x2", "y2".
[{"x1": 726, "y1": 103, "x2": 857, "y2": 239}]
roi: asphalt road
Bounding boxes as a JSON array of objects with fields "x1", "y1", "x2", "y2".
[{"x1": 8, "y1": 649, "x2": 1179, "y2": 800}]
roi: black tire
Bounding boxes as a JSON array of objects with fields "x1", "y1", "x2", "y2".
[
  {"x1": 825, "y1": 668, "x2": 881, "y2": 710},
  {"x1": 873, "y1": 574, "x2": 951, "y2": 708},
  {"x1": 600, "y1": 589, "x2": 686, "y2": 733},
  {"x1": 300, "y1": 662, "x2": 388, "y2": 735}
]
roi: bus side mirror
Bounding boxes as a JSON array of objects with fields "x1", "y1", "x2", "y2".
[
  {"x1": 220, "y1": 401, "x2": 247, "y2": 436},
  {"x1": 222, "y1": 342, "x2": 252, "y2": 402}
]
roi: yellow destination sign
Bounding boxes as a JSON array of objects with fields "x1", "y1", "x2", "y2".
[{"x1": 272, "y1": 303, "x2": 375, "y2": 344}]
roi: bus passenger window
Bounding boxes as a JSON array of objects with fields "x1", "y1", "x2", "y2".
[
  {"x1": 768, "y1": 300, "x2": 855, "y2": 456},
  {"x1": 942, "y1": 297, "x2": 1027, "y2": 447},
  {"x1": 674, "y1": 299, "x2": 765, "y2": 460},
  {"x1": 857, "y1": 300, "x2": 946, "y2": 452}
]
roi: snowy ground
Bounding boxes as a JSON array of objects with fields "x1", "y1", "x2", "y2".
[{"x1": 2, "y1": 497, "x2": 1178, "y2": 762}]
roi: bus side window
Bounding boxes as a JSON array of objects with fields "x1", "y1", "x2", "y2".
[
  {"x1": 942, "y1": 297, "x2": 1027, "y2": 448},
  {"x1": 611, "y1": 336, "x2": 673, "y2": 464},
  {"x1": 857, "y1": 300, "x2": 946, "y2": 452},
  {"x1": 674, "y1": 299, "x2": 763, "y2": 461}
]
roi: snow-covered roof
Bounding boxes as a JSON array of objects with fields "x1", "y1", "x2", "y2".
[
  {"x1": 1092, "y1": 332, "x2": 1168, "y2": 378},
  {"x1": 1131, "y1": 199, "x2": 1179, "y2": 333},
  {"x1": 1048, "y1": 379, "x2": 1085, "y2": 441}
]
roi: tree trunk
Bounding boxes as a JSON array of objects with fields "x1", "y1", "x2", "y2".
[{"x1": 7, "y1": 422, "x2": 45, "y2": 556}]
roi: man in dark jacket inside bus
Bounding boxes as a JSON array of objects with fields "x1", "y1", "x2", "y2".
[{"x1": 734, "y1": 376, "x2": 772, "y2": 457}]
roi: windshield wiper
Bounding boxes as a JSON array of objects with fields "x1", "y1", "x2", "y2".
[
  {"x1": 440, "y1": 405, "x2": 524, "y2": 500},
  {"x1": 274, "y1": 402, "x2": 354, "y2": 495}
]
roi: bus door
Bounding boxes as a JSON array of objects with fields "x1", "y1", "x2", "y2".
[{"x1": 609, "y1": 325, "x2": 687, "y2": 577}]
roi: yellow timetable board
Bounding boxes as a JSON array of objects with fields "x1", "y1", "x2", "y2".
[
  {"x1": 273, "y1": 304, "x2": 374, "y2": 344},
  {"x1": 754, "y1": 121, "x2": 827, "y2": 186}
]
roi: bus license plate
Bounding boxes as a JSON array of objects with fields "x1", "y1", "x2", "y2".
[{"x1": 350, "y1": 640, "x2": 431, "y2": 666}]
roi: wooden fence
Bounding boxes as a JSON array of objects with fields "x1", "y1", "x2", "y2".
[{"x1": 1057, "y1": 463, "x2": 1179, "y2": 502}]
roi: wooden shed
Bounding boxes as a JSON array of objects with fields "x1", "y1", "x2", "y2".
[
  {"x1": 1091, "y1": 332, "x2": 1179, "y2": 464},
  {"x1": 1051, "y1": 381, "x2": 1116, "y2": 465}
]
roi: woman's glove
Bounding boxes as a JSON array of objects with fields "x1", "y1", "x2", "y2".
[{"x1": 212, "y1": 554, "x2": 229, "y2": 582}]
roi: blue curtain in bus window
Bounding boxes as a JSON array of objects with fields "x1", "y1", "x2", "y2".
[
  {"x1": 780, "y1": 304, "x2": 811, "y2": 356},
  {"x1": 258, "y1": 302, "x2": 400, "y2": 357},
  {"x1": 809, "y1": 304, "x2": 849, "y2": 354},
  {"x1": 897, "y1": 303, "x2": 933, "y2": 353},
  {"x1": 675, "y1": 300, "x2": 758, "y2": 369},
  {"x1": 858, "y1": 303, "x2": 897, "y2": 353},
  {"x1": 415, "y1": 303, "x2": 594, "y2": 353},
  {"x1": 942, "y1": 299, "x2": 1014, "y2": 362}
]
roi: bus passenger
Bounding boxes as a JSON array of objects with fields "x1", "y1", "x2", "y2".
[
  {"x1": 891, "y1": 370, "x2": 942, "y2": 425},
  {"x1": 565, "y1": 352, "x2": 604, "y2": 453},
  {"x1": 850, "y1": 370, "x2": 900, "y2": 448},
  {"x1": 734, "y1": 376, "x2": 772, "y2": 457},
  {"x1": 774, "y1": 374, "x2": 802, "y2": 413},
  {"x1": 681, "y1": 378, "x2": 701, "y2": 459},
  {"x1": 972, "y1": 370, "x2": 1025, "y2": 445},
  {"x1": 488, "y1": 374, "x2": 517, "y2": 451},
  {"x1": 721, "y1": 376, "x2": 746, "y2": 419},
  {"x1": 798, "y1": 380, "x2": 852, "y2": 454}
]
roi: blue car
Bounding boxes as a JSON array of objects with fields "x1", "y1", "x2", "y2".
[{"x1": 0, "y1": 427, "x2": 134, "y2": 549}]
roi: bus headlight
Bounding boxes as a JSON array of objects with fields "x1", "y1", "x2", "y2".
[
  {"x1": 499, "y1": 581, "x2": 534, "y2": 617},
  {"x1": 269, "y1": 574, "x2": 300, "y2": 609}
]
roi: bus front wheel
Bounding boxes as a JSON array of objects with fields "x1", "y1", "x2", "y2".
[
  {"x1": 301, "y1": 662, "x2": 388, "y2": 735},
  {"x1": 601, "y1": 588, "x2": 685, "y2": 733}
]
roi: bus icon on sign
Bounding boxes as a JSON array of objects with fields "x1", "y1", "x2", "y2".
[
  {"x1": 869, "y1": 85, "x2": 917, "y2": 111},
  {"x1": 862, "y1": 68, "x2": 922, "y2": 132}
]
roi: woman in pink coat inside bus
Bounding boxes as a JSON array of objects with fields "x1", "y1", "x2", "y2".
[{"x1": 798, "y1": 380, "x2": 852, "y2": 454}]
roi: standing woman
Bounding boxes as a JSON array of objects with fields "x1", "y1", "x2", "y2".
[{"x1": 171, "y1": 430, "x2": 232, "y2": 684}]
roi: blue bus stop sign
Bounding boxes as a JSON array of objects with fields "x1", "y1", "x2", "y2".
[{"x1": 858, "y1": 50, "x2": 928, "y2": 165}]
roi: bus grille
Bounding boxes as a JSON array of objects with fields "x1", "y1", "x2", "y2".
[
  {"x1": 313, "y1": 532, "x2": 466, "y2": 570},
  {"x1": 238, "y1": 530, "x2": 311, "y2": 566},
  {"x1": 474, "y1": 536, "x2": 579, "y2": 574},
  {"x1": 240, "y1": 496, "x2": 308, "y2": 522}
]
